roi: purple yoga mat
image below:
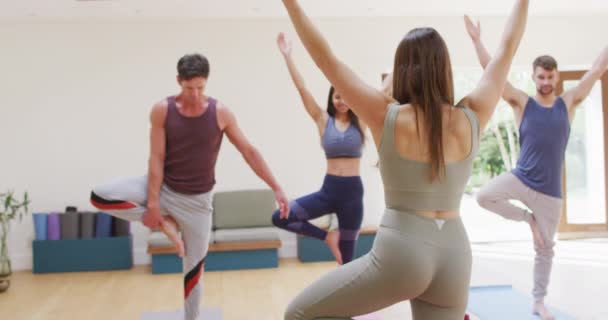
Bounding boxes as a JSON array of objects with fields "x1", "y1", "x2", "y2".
[{"x1": 47, "y1": 213, "x2": 61, "y2": 240}]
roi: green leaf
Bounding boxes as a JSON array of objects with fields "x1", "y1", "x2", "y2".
[{"x1": 4, "y1": 192, "x2": 12, "y2": 211}]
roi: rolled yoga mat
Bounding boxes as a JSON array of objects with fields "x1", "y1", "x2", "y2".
[
  {"x1": 47, "y1": 213, "x2": 61, "y2": 240},
  {"x1": 32, "y1": 213, "x2": 48, "y2": 241},
  {"x1": 60, "y1": 211, "x2": 80, "y2": 240},
  {"x1": 65, "y1": 206, "x2": 78, "y2": 213},
  {"x1": 95, "y1": 212, "x2": 113, "y2": 238},
  {"x1": 79, "y1": 212, "x2": 96, "y2": 239},
  {"x1": 113, "y1": 218, "x2": 131, "y2": 237}
]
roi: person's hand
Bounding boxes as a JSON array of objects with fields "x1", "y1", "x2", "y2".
[
  {"x1": 277, "y1": 32, "x2": 293, "y2": 57},
  {"x1": 274, "y1": 188, "x2": 290, "y2": 219},
  {"x1": 142, "y1": 206, "x2": 163, "y2": 229},
  {"x1": 464, "y1": 15, "x2": 481, "y2": 42}
]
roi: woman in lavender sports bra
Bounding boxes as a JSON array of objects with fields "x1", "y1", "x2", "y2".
[{"x1": 271, "y1": 32, "x2": 369, "y2": 265}]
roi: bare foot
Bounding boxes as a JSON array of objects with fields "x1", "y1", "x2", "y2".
[
  {"x1": 160, "y1": 216, "x2": 185, "y2": 257},
  {"x1": 529, "y1": 216, "x2": 545, "y2": 248},
  {"x1": 324, "y1": 230, "x2": 343, "y2": 265},
  {"x1": 533, "y1": 301, "x2": 555, "y2": 320}
]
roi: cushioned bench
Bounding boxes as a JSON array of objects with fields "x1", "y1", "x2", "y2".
[
  {"x1": 147, "y1": 239, "x2": 281, "y2": 273},
  {"x1": 147, "y1": 189, "x2": 281, "y2": 274},
  {"x1": 297, "y1": 226, "x2": 378, "y2": 263}
]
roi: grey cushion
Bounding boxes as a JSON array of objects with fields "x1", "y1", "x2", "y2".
[
  {"x1": 213, "y1": 189, "x2": 276, "y2": 229},
  {"x1": 214, "y1": 227, "x2": 279, "y2": 242},
  {"x1": 148, "y1": 231, "x2": 214, "y2": 247}
]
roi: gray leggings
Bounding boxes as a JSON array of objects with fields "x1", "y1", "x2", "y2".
[
  {"x1": 90, "y1": 176, "x2": 212, "y2": 320},
  {"x1": 476, "y1": 172, "x2": 562, "y2": 301},
  {"x1": 285, "y1": 209, "x2": 472, "y2": 320}
]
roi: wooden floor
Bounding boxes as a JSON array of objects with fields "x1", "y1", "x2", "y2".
[
  {"x1": 3, "y1": 244, "x2": 608, "y2": 320},
  {"x1": 0, "y1": 259, "x2": 343, "y2": 320}
]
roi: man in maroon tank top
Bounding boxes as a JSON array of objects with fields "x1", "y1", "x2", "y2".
[{"x1": 90, "y1": 54, "x2": 289, "y2": 320}]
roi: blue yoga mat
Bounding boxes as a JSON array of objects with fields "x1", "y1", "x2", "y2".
[
  {"x1": 140, "y1": 308, "x2": 222, "y2": 320},
  {"x1": 468, "y1": 285, "x2": 575, "y2": 320},
  {"x1": 33, "y1": 213, "x2": 48, "y2": 240},
  {"x1": 95, "y1": 212, "x2": 113, "y2": 238}
]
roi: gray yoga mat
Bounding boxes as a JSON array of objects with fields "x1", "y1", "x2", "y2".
[
  {"x1": 113, "y1": 218, "x2": 131, "y2": 237},
  {"x1": 79, "y1": 211, "x2": 96, "y2": 239},
  {"x1": 140, "y1": 308, "x2": 222, "y2": 320},
  {"x1": 60, "y1": 210, "x2": 80, "y2": 240}
]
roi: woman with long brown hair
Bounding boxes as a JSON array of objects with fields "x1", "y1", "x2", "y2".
[{"x1": 280, "y1": 0, "x2": 529, "y2": 319}]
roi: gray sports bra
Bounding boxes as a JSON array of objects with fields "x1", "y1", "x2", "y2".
[{"x1": 378, "y1": 103, "x2": 480, "y2": 212}]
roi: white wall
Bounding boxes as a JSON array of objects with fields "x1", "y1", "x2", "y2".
[{"x1": 1, "y1": 15, "x2": 606, "y2": 270}]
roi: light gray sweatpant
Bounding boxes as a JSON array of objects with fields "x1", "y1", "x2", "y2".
[
  {"x1": 90, "y1": 176, "x2": 212, "y2": 320},
  {"x1": 476, "y1": 172, "x2": 563, "y2": 302}
]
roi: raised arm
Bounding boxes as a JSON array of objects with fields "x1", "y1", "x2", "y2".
[
  {"x1": 464, "y1": 15, "x2": 528, "y2": 110},
  {"x1": 282, "y1": 0, "x2": 392, "y2": 137},
  {"x1": 464, "y1": 0, "x2": 529, "y2": 130},
  {"x1": 277, "y1": 32, "x2": 327, "y2": 130},
  {"x1": 562, "y1": 46, "x2": 608, "y2": 111}
]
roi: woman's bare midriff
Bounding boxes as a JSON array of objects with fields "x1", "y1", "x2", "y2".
[
  {"x1": 326, "y1": 158, "x2": 361, "y2": 177},
  {"x1": 414, "y1": 210, "x2": 459, "y2": 220}
]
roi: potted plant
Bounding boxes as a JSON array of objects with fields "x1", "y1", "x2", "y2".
[{"x1": 0, "y1": 191, "x2": 30, "y2": 292}]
